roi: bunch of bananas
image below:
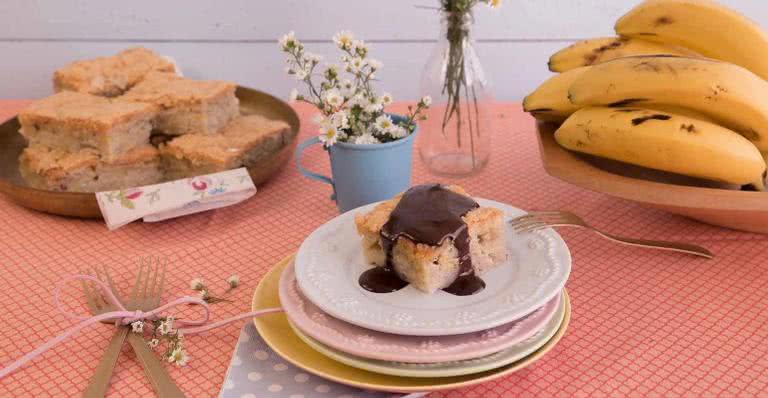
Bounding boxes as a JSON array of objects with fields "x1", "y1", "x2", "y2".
[{"x1": 524, "y1": 0, "x2": 768, "y2": 190}]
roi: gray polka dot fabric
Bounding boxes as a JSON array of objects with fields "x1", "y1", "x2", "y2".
[{"x1": 218, "y1": 324, "x2": 426, "y2": 398}]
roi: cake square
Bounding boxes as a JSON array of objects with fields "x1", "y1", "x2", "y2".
[
  {"x1": 122, "y1": 72, "x2": 240, "y2": 136},
  {"x1": 355, "y1": 185, "x2": 506, "y2": 294},
  {"x1": 19, "y1": 144, "x2": 162, "y2": 193},
  {"x1": 18, "y1": 91, "x2": 156, "y2": 162},
  {"x1": 53, "y1": 47, "x2": 177, "y2": 97},
  {"x1": 159, "y1": 114, "x2": 292, "y2": 180}
]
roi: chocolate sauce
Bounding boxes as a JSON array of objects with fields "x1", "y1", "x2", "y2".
[
  {"x1": 358, "y1": 266, "x2": 409, "y2": 293},
  {"x1": 358, "y1": 184, "x2": 486, "y2": 296}
]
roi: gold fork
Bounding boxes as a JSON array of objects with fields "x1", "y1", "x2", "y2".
[
  {"x1": 124, "y1": 257, "x2": 185, "y2": 398},
  {"x1": 81, "y1": 258, "x2": 185, "y2": 398},
  {"x1": 81, "y1": 262, "x2": 144, "y2": 398},
  {"x1": 510, "y1": 211, "x2": 714, "y2": 259}
]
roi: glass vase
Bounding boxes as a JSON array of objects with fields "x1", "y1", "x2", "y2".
[{"x1": 419, "y1": 11, "x2": 493, "y2": 177}]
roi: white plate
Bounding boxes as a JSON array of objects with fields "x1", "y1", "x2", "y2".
[
  {"x1": 290, "y1": 291, "x2": 567, "y2": 378},
  {"x1": 295, "y1": 198, "x2": 572, "y2": 336}
]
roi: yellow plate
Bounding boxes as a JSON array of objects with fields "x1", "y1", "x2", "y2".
[{"x1": 252, "y1": 255, "x2": 572, "y2": 393}]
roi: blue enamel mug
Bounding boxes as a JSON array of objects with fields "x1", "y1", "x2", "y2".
[{"x1": 295, "y1": 115, "x2": 417, "y2": 213}]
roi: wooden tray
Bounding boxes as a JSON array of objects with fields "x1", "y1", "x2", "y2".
[
  {"x1": 0, "y1": 86, "x2": 300, "y2": 218},
  {"x1": 536, "y1": 121, "x2": 768, "y2": 234}
]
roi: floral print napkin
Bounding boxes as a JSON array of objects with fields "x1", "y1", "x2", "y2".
[{"x1": 96, "y1": 168, "x2": 256, "y2": 230}]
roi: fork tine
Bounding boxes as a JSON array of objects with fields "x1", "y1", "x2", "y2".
[
  {"x1": 80, "y1": 269, "x2": 99, "y2": 312},
  {"x1": 139, "y1": 257, "x2": 151, "y2": 303},
  {"x1": 523, "y1": 213, "x2": 573, "y2": 226},
  {"x1": 512, "y1": 220, "x2": 547, "y2": 233},
  {"x1": 89, "y1": 268, "x2": 108, "y2": 309},
  {"x1": 511, "y1": 218, "x2": 549, "y2": 229},
  {"x1": 146, "y1": 257, "x2": 159, "y2": 306},
  {"x1": 154, "y1": 257, "x2": 168, "y2": 307},
  {"x1": 101, "y1": 266, "x2": 126, "y2": 306},
  {"x1": 129, "y1": 257, "x2": 145, "y2": 307},
  {"x1": 527, "y1": 211, "x2": 567, "y2": 217}
]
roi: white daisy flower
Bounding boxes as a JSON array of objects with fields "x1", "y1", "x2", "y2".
[
  {"x1": 380, "y1": 92, "x2": 393, "y2": 106},
  {"x1": 390, "y1": 125, "x2": 408, "y2": 139},
  {"x1": 346, "y1": 57, "x2": 365, "y2": 73},
  {"x1": 319, "y1": 125, "x2": 340, "y2": 147},
  {"x1": 288, "y1": 88, "x2": 300, "y2": 102},
  {"x1": 488, "y1": 0, "x2": 502, "y2": 7},
  {"x1": 340, "y1": 80, "x2": 356, "y2": 98},
  {"x1": 367, "y1": 59, "x2": 383, "y2": 70},
  {"x1": 330, "y1": 111, "x2": 349, "y2": 129},
  {"x1": 158, "y1": 317, "x2": 174, "y2": 336},
  {"x1": 278, "y1": 31, "x2": 299, "y2": 50},
  {"x1": 364, "y1": 96, "x2": 383, "y2": 113},
  {"x1": 168, "y1": 348, "x2": 189, "y2": 367},
  {"x1": 374, "y1": 115, "x2": 394, "y2": 132},
  {"x1": 131, "y1": 321, "x2": 144, "y2": 334},
  {"x1": 294, "y1": 67, "x2": 309, "y2": 80},
  {"x1": 323, "y1": 89, "x2": 344, "y2": 108},
  {"x1": 348, "y1": 94, "x2": 367, "y2": 108},
  {"x1": 420, "y1": 96, "x2": 432, "y2": 107},
  {"x1": 305, "y1": 52, "x2": 322, "y2": 64},
  {"x1": 354, "y1": 133, "x2": 380, "y2": 145},
  {"x1": 333, "y1": 31, "x2": 354, "y2": 50},
  {"x1": 147, "y1": 338, "x2": 159, "y2": 349},
  {"x1": 189, "y1": 278, "x2": 204, "y2": 291},
  {"x1": 352, "y1": 40, "x2": 369, "y2": 54},
  {"x1": 227, "y1": 275, "x2": 240, "y2": 288}
]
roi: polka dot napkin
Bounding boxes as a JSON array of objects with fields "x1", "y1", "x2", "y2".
[{"x1": 219, "y1": 323, "x2": 426, "y2": 398}]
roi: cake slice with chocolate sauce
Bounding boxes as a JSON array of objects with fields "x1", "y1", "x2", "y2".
[{"x1": 354, "y1": 184, "x2": 506, "y2": 295}]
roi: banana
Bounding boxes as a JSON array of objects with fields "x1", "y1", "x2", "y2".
[
  {"x1": 548, "y1": 36, "x2": 697, "y2": 72},
  {"x1": 523, "y1": 67, "x2": 590, "y2": 122},
  {"x1": 555, "y1": 107, "x2": 766, "y2": 189},
  {"x1": 568, "y1": 55, "x2": 768, "y2": 151},
  {"x1": 615, "y1": 0, "x2": 768, "y2": 81}
]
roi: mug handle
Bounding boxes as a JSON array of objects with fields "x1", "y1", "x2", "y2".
[{"x1": 295, "y1": 137, "x2": 336, "y2": 200}]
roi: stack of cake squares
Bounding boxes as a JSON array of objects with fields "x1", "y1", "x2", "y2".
[{"x1": 18, "y1": 47, "x2": 292, "y2": 193}]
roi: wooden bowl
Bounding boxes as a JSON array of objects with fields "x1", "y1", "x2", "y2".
[
  {"x1": 0, "y1": 86, "x2": 300, "y2": 218},
  {"x1": 536, "y1": 121, "x2": 768, "y2": 234}
]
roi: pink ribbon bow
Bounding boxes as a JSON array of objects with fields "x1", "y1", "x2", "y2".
[{"x1": 0, "y1": 275, "x2": 283, "y2": 379}]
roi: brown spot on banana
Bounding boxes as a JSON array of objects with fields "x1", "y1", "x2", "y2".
[
  {"x1": 654, "y1": 16, "x2": 674, "y2": 26},
  {"x1": 633, "y1": 61, "x2": 660, "y2": 72},
  {"x1": 742, "y1": 129, "x2": 761, "y2": 141},
  {"x1": 608, "y1": 98, "x2": 649, "y2": 107},
  {"x1": 631, "y1": 114, "x2": 672, "y2": 126},
  {"x1": 680, "y1": 124, "x2": 697, "y2": 133}
]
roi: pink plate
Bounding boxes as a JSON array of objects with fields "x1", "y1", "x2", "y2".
[{"x1": 279, "y1": 260, "x2": 561, "y2": 364}]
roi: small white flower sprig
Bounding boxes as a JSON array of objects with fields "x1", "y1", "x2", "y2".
[
  {"x1": 129, "y1": 317, "x2": 188, "y2": 366},
  {"x1": 125, "y1": 275, "x2": 240, "y2": 367},
  {"x1": 279, "y1": 31, "x2": 431, "y2": 147},
  {"x1": 189, "y1": 275, "x2": 239, "y2": 304}
]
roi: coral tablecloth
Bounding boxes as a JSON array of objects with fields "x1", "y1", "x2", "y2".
[{"x1": 1, "y1": 100, "x2": 767, "y2": 397}]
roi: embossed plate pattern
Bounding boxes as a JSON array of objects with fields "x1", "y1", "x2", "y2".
[
  {"x1": 294, "y1": 199, "x2": 572, "y2": 336},
  {"x1": 288, "y1": 292, "x2": 567, "y2": 378},
  {"x1": 280, "y1": 259, "x2": 561, "y2": 363}
]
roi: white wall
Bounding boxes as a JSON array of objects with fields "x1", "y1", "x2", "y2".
[{"x1": 1, "y1": 0, "x2": 766, "y2": 101}]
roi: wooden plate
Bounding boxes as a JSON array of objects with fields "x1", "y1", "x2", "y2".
[
  {"x1": 0, "y1": 87, "x2": 300, "y2": 218},
  {"x1": 252, "y1": 254, "x2": 571, "y2": 393},
  {"x1": 537, "y1": 121, "x2": 768, "y2": 234}
]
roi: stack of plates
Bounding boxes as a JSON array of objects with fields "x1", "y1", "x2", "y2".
[{"x1": 253, "y1": 199, "x2": 572, "y2": 393}]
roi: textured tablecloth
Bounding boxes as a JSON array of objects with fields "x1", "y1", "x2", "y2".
[{"x1": 1, "y1": 100, "x2": 767, "y2": 397}]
